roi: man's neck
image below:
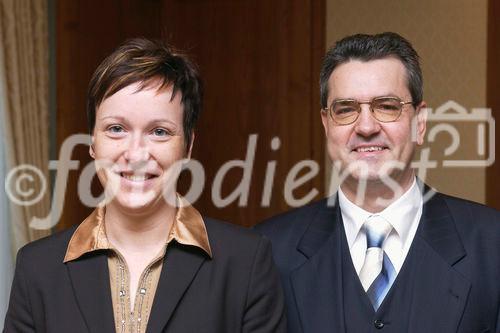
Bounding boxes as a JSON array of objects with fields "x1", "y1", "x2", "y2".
[{"x1": 340, "y1": 173, "x2": 416, "y2": 213}]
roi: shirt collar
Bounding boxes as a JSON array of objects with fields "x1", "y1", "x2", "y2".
[
  {"x1": 338, "y1": 177, "x2": 422, "y2": 248},
  {"x1": 338, "y1": 186, "x2": 372, "y2": 248},
  {"x1": 63, "y1": 194, "x2": 212, "y2": 263},
  {"x1": 378, "y1": 178, "x2": 422, "y2": 244}
]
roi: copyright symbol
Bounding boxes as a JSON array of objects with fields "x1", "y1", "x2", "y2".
[{"x1": 5, "y1": 164, "x2": 47, "y2": 206}]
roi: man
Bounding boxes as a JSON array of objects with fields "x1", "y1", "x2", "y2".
[{"x1": 256, "y1": 32, "x2": 500, "y2": 333}]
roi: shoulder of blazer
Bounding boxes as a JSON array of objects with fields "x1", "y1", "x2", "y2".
[
  {"x1": 434, "y1": 191, "x2": 500, "y2": 246},
  {"x1": 12, "y1": 225, "x2": 79, "y2": 288},
  {"x1": 203, "y1": 216, "x2": 263, "y2": 240},
  {"x1": 202, "y1": 217, "x2": 268, "y2": 258},
  {"x1": 437, "y1": 191, "x2": 500, "y2": 218},
  {"x1": 255, "y1": 198, "x2": 330, "y2": 241},
  {"x1": 17, "y1": 224, "x2": 78, "y2": 264}
]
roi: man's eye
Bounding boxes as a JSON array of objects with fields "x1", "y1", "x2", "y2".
[
  {"x1": 335, "y1": 107, "x2": 356, "y2": 115},
  {"x1": 377, "y1": 103, "x2": 399, "y2": 111}
]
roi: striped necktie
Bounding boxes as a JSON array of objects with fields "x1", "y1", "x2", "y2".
[{"x1": 359, "y1": 215, "x2": 396, "y2": 310}]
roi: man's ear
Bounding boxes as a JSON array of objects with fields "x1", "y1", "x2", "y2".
[
  {"x1": 415, "y1": 101, "x2": 427, "y2": 145},
  {"x1": 320, "y1": 109, "x2": 330, "y2": 136},
  {"x1": 186, "y1": 132, "x2": 195, "y2": 159}
]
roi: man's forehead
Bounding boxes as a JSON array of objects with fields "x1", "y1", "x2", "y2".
[
  {"x1": 331, "y1": 56, "x2": 406, "y2": 77},
  {"x1": 327, "y1": 57, "x2": 409, "y2": 99}
]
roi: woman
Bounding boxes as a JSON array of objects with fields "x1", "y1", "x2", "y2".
[{"x1": 4, "y1": 38, "x2": 285, "y2": 333}]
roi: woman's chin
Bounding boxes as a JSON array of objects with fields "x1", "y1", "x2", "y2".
[{"x1": 111, "y1": 191, "x2": 163, "y2": 215}]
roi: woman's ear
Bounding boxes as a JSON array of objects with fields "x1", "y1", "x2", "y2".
[
  {"x1": 186, "y1": 132, "x2": 195, "y2": 159},
  {"x1": 89, "y1": 137, "x2": 96, "y2": 159}
]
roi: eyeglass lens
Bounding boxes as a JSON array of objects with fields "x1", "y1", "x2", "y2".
[{"x1": 331, "y1": 97, "x2": 402, "y2": 124}]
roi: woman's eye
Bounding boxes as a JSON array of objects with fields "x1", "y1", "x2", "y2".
[
  {"x1": 108, "y1": 125, "x2": 124, "y2": 133},
  {"x1": 153, "y1": 128, "x2": 170, "y2": 137}
]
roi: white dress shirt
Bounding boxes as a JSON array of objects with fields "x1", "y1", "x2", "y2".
[{"x1": 338, "y1": 178, "x2": 423, "y2": 274}]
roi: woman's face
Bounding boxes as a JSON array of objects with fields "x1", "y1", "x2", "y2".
[{"x1": 91, "y1": 80, "x2": 190, "y2": 214}]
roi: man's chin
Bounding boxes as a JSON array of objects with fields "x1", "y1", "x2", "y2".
[
  {"x1": 345, "y1": 168, "x2": 385, "y2": 182},
  {"x1": 343, "y1": 165, "x2": 415, "y2": 193},
  {"x1": 341, "y1": 169, "x2": 403, "y2": 191}
]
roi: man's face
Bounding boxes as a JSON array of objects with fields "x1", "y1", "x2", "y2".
[
  {"x1": 91, "y1": 80, "x2": 190, "y2": 214},
  {"x1": 321, "y1": 57, "x2": 426, "y2": 189}
]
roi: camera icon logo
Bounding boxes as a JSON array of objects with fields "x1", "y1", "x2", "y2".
[{"x1": 414, "y1": 100, "x2": 495, "y2": 167}]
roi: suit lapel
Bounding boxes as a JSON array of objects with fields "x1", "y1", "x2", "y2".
[
  {"x1": 146, "y1": 242, "x2": 207, "y2": 333},
  {"x1": 407, "y1": 190, "x2": 470, "y2": 333},
  {"x1": 66, "y1": 251, "x2": 115, "y2": 333},
  {"x1": 290, "y1": 198, "x2": 346, "y2": 333},
  {"x1": 289, "y1": 187, "x2": 471, "y2": 333}
]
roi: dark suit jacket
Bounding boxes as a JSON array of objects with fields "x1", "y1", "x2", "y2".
[
  {"x1": 4, "y1": 217, "x2": 286, "y2": 333},
  {"x1": 256, "y1": 190, "x2": 500, "y2": 333}
]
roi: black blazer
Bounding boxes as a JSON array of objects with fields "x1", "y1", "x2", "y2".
[
  {"x1": 256, "y1": 190, "x2": 500, "y2": 333},
  {"x1": 4, "y1": 217, "x2": 286, "y2": 333}
]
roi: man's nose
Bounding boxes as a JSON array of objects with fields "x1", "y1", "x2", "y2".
[{"x1": 353, "y1": 105, "x2": 381, "y2": 137}]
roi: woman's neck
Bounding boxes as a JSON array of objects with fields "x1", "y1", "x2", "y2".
[{"x1": 104, "y1": 201, "x2": 176, "y2": 254}]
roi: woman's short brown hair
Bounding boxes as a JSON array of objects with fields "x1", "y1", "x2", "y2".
[{"x1": 86, "y1": 38, "x2": 203, "y2": 148}]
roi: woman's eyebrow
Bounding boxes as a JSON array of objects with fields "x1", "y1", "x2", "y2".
[{"x1": 98, "y1": 116, "x2": 178, "y2": 127}]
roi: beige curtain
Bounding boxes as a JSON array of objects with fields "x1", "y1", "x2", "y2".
[{"x1": 0, "y1": 0, "x2": 51, "y2": 252}]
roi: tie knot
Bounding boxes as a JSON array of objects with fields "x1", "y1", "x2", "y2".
[{"x1": 364, "y1": 215, "x2": 392, "y2": 248}]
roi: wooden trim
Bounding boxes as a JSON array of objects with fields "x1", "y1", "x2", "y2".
[
  {"x1": 310, "y1": 0, "x2": 326, "y2": 197},
  {"x1": 486, "y1": 0, "x2": 500, "y2": 209},
  {"x1": 56, "y1": 0, "x2": 326, "y2": 228}
]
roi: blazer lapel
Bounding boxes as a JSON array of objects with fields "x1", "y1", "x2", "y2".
[
  {"x1": 290, "y1": 197, "x2": 346, "y2": 333},
  {"x1": 408, "y1": 190, "x2": 470, "y2": 333},
  {"x1": 146, "y1": 242, "x2": 207, "y2": 333},
  {"x1": 66, "y1": 251, "x2": 115, "y2": 333}
]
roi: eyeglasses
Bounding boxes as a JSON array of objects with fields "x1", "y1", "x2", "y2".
[{"x1": 323, "y1": 96, "x2": 414, "y2": 125}]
